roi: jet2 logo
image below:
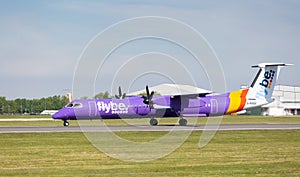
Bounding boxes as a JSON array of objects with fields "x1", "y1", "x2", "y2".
[
  {"x1": 259, "y1": 70, "x2": 276, "y2": 95},
  {"x1": 97, "y1": 101, "x2": 129, "y2": 114}
]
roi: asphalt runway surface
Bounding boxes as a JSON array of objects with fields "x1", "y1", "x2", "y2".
[{"x1": 0, "y1": 124, "x2": 299, "y2": 133}]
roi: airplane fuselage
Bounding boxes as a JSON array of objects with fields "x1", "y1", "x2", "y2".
[
  {"x1": 52, "y1": 63, "x2": 292, "y2": 126},
  {"x1": 52, "y1": 89, "x2": 250, "y2": 120}
]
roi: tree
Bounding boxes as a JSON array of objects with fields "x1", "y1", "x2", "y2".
[
  {"x1": 0, "y1": 95, "x2": 69, "y2": 115},
  {"x1": 94, "y1": 91, "x2": 110, "y2": 99},
  {"x1": 0, "y1": 97, "x2": 6, "y2": 114},
  {"x1": 80, "y1": 96, "x2": 89, "y2": 100}
]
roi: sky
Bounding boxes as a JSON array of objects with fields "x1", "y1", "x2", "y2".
[{"x1": 0, "y1": 0, "x2": 299, "y2": 99}]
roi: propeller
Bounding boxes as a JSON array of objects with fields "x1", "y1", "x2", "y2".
[
  {"x1": 115, "y1": 86, "x2": 126, "y2": 99},
  {"x1": 142, "y1": 85, "x2": 155, "y2": 107}
]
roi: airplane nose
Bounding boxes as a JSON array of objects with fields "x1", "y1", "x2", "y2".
[
  {"x1": 52, "y1": 111, "x2": 62, "y2": 119},
  {"x1": 52, "y1": 108, "x2": 75, "y2": 119},
  {"x1": 52, "y1": 110, "x2": 68, "y2": 119}
]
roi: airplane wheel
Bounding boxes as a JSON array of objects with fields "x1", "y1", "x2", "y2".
[
  {"x1": 63, "y1": 120, "x2": 69, "y2": 127},
  {"x1": 179, "y1": 119, "x2": 187, "y2": 126},
  {"x1": 150, "y1": 118, "x2": 158, "y2": 126}
]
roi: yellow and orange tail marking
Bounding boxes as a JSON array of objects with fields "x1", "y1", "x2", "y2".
[
  {"x1": 238, "y1": 89, "x2": 249, "y2": 111},
  {"x1": 226, "y1": 89, "x2": 249, "y2": 114}
]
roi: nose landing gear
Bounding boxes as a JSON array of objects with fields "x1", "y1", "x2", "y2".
[{"x1": 63, "y1": 120, "x2": 69, "y2": 127}]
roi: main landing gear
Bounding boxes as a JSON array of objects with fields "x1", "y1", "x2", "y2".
[
  {"x1": 149, "y1": 118, "x2": 188, "y2": 126},
  {"x1": 149, "y1": 118, "x2": 158, "y2": 126},
  {"x1": 179, "y1": 118, "x2": 187, "y2": 126},
  {"x1": 63, "y1": 120, "x2": 69, "y2": 127}
]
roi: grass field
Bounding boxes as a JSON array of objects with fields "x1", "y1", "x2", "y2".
[
  {"x1": 0, "y1": 130, "x2": 299, "y2": 176},
  {"x1": 0, "y1": 116, "x2": 299, "y2": 126},
  {"x1": 0, "y1": 114, "x2": 52, "y2": 119},
  {"x1": 0, "y1": 116, "x2": 299, "y2": 176}
]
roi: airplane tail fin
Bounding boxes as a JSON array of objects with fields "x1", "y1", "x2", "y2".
[{"x1": 246, "y1": 63, "x2": 292, "y2": 106}]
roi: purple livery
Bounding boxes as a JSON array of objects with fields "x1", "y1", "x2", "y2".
[{"x1": 53, "y1": 63, "x2": 292, "y2": 126}]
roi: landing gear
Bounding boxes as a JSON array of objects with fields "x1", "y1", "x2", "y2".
[
  {"x1": 63, "y1": 120, "x2": 69, "y2": 127},
  {"x1": 149, "y1": 118, "x2": 158, "y2": 126},
  {"x1": 179, "y1": 118, "x2": 187, "y2": 126}
]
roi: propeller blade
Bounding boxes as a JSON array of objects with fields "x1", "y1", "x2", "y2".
[
  {"x1": 143, "y1": 85, "x2": 155, "y2": 106},
  {"x1": 146, "y1": 85, "x2": 150, "y2": 97},
  {"x1": 150, "y1": 91, "x2": 154, "y2": 99},
  {"x1": 118, "y1": 86, "x2": 122, "y2": 97},
  {"x1": 115, "y1": 86, "x2": 126, "y2": 99}
]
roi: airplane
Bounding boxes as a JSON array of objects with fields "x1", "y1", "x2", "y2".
[{"x1": 52, "y1": 62, "x2": 292, "y2": 127}]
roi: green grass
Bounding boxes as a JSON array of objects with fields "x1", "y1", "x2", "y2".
[
  {"x1": 219, "y1": 115, "x2": 300, "y2": 124},
  {"x1": 0, "y1": 114, "x2": 52, "y2": 119},
  {"x1": 0, "y1": 120, "x2": 65, "y2": 126},
  {"x1": 0, "y1": 116, "x2": 299, "y2": 127},
  {"x1": 0, "y1": 130, "x2": 299, "y2": 176}
]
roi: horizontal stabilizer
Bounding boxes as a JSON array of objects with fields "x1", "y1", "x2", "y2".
[{"x1": 252, "y1": 63, "x2": 293, "y2": 68}]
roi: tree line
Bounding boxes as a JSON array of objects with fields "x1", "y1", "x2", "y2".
[
  {"x1": 0, "y1": 92, "x2": 113, "y2": 115},
  {"x1": 0, "y1": 96, "x2": 69, "y2": 114}
]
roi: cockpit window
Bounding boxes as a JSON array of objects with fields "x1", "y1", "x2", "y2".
[
  {"x1": 65, "y1": 102, "x2": 82, "y2": 108},
  {"x1": 73, "y1": 103, "x2": 82, "y2": 108},
  {"x1": 66, "y1": 103, "x2": 73, "y2": 107}
]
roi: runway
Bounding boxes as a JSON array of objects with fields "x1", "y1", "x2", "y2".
[{"x1": 0, "y1": 124, "x2": 299, "y2": 133}]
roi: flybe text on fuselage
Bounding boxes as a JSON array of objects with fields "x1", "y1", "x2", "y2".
[{"x1": 96, "y1": 101, "x2": 129, "y2": 114}]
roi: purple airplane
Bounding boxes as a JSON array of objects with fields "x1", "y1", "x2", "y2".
[{"x1": 53, "y1": 63, "x2": 292, "y2": 126}]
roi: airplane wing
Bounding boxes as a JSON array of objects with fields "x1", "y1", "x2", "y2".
[{"x1": 170, "y1": 92, "x2": 211, "y2": 98}]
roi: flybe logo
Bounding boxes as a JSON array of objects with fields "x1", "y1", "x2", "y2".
[
  {"x1": 259, "y1": 70, "x2": 275, "y2": 95},
  {"x1": 96, "y1": 101, "x2": 129, "y2": 114}
]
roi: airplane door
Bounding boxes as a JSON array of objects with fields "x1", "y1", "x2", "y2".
[
  {"x1": 210, "y1": 99, "x2": 218, "y2": 114},
  {"x1": 88, "y1": 101, "x2": 97, "y2": 117}
]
